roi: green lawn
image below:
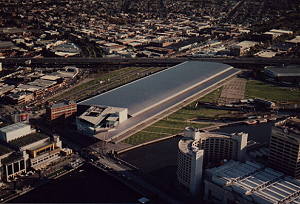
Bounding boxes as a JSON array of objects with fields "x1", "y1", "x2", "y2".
[
  {"x1": 198, "y1": 87, "x2": 222, "y2": 103},
  {"x1": 245, "y1": 80, "x2": 300, "y2": 103},
  {"x1": 123, "y1": 87, "x2": 239, "y2": 146},
  {"x1": 124, "y1": 132, "x2": 169, "y2": 146}
]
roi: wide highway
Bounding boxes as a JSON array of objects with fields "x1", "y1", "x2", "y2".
[{"x1": 1, "y1": 57, "x2": 300, "y2": 68}]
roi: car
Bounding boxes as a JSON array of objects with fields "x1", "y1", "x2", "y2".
[{"x1": 138, "y1": 197, "x2": 150, "y2": 204}]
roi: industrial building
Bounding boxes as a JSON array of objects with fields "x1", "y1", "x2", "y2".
[
  {"x1": 0, "y1": 122, "x2": 35, "y2": 142},
  {"x1": 80, "y1": 61, "x2": 238, "y2": 117},
  {"x1": 6, "y1": 91, "x2": 35, "y2": 104},
  {"x1": 264, "y1": 65, "x2": 300, "y2": 84},
  {"x1": 76, "y1": 105, "x2": 128, "y2": 135},
  {"x1": 204, "y1": 160, "x2": 300, "y2": 204},
  {"x1": 80, "y1": 61, "x2": 240, "y2": 140},
  {"x1": 177, "y1": 127, "x2": 248, "y2": 194},
  {"x1": 0, "y1": 122, "x2": 71, "y2": 181},
  {"x1": 46, "y1": 100, "x2": 77, "y2": 120},
  {"x1": 230, "y1": 41, "x2": 258, "y2": 56},
  {"x1": 268, "y1": 117, "x2": 300, "y2": 178}
]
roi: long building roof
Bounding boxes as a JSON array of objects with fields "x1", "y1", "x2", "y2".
[{"x1": 80, "y1": 61, "x2": 234, "y2": 116}]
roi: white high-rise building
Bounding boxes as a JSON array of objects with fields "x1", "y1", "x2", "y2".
[
  {"x1": 176, "y1": 127, "x2": 248, "y2": 195},
  {"x1": 177, "y1": 127, "x2": 204, "y2": 195}
]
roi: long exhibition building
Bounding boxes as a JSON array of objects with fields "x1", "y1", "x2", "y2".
[{"x1": 79, "y1": 61, "x2": 240, "y2": 140}]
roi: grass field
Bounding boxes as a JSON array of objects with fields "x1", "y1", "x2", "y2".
[
  {"x1": 245, "y1": 80, "x2": 300, "y2": 103},
  {"x1": 123, "y1": 88, "x2": 231, "y2": 145}
]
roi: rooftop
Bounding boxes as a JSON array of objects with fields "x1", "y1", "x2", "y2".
[
  {"x1": 2, "y1": 152, "x2": 25, "y2": 165},
  {"x1": 78, "y1": 105, "x2": 125, "y2": 126},
  {"x1": 178, "y1": 138, "x2": 201, "y2": 155},
  {"x1": 286, "y1": 36, "x2": 300, "y2": 44},
  {"x1": 51, "y1": 100, "x2": 76, "y2": 109},
  {"x1": 0, "y1": 143, "x2": 13, "y2": 156},
  {"x1": 27, "y1": 140, "x2": 53, "y2": 151},
  {"x1": 265, "y1": 65, "x2": 300, "y2": 77},
  {"x1": 80, "y1": 61, "x2": 234, "y2": 116},
  {"x1": 0, "y1": 122, "x2": 29, "y2": 133},
  {"x1": 9, "y1": 133, "x2": 49, "y2": 148},
  {"x1": 207, "y1": 160, "x2": 300, "y2": 204}
]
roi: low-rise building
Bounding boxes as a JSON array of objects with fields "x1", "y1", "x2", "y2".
[
  {"x1": 264, "y1": 65, "x2": 300, "y2": 84},
  {"x1": 46, "y1": 100, "x2": 77, "y2": 120},
  {"x1": 263, "y1": 29, "x2": 293, "y2": 40},
  {"x1": 0, "y1": 122, "x2": 35, "y2": 142},
  {"x1": 204, "y1": 160, "x2": 300, "y2": 204},
  {"x1": 230, "y1": 41, "x2": 258, "y2": 56},
  {"x1": 9, "y1": 132, "x2": 65, "y2": 170},
  {"x1": 0, "y1": 84, "x2": 15, "y2": 96},
  {"x1": 1, "y1": 151, "x2": 29, "y2": 182},
  {"x1": 0, "y1": 122, "x2": 69, "y2": 174},
  {"x1": 76, "y1": 105, "x2": 128, "y2": 135},
  {"x1": 6, "y1": 91, "x2": 34, "y2": 104}
]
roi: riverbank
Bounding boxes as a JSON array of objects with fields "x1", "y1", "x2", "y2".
[
  {"x1": 4, "y1": 163, "x2": 84, "y2": 203},
  {"x1": 119, "y1": 122, "x2": 275, "y2": 203},
  {"x1": 9, "y1": 163, "x2": 141, "y2": 203}
]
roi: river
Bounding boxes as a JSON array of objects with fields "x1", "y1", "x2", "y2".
[{"x1": 10, "y1": 163, "x2": 141, "y2": 203}]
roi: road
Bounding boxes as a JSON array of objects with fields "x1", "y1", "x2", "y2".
[
  {"x1": 1, "y1": 56, "x2": 300, "y2": 68},
  {"x1": 91, "y1": 155, "x2": 183, "y2": 204}
]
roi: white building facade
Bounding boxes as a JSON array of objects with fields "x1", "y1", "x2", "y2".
[
  {"x1": 176, "y1": 127, "x2": 248, "y2": 195},
  {"x1": 177, "y1": 128, "x2": 204, "y2": 194},
  {"x1": 0, "y1": 122, "x2": 35, "y2": 142}
]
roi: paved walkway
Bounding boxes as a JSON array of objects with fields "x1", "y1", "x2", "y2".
[{"x1": 218, "y1": 77, "x2": 246, "y2": 105}]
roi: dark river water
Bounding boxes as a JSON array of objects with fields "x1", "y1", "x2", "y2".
[
  {"x1": 119, "y1": 122, "x2": 274, "y2": 202},
  {"x1": 120, "y1": 122, "x2": 274, "y2": 170},
  {"x1": 12, "y1": 122, "x2": 273, "y2": 203},
  {"x1": 10, "y1": 163, "x2": 141, "y2": 203}
]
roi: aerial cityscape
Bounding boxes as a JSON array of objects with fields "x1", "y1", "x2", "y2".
[{"x1": 0, "y1": 0, "x2": 300, "y2": 203}]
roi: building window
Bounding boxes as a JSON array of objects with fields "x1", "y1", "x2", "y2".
[{"x1": 14, "y1": 162, "x2": 19, "y2": 172}]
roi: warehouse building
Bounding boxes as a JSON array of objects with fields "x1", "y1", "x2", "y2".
[
  {"x1": 0, "y1": 122, "x2": 35, "y2": 142},
  {"x1": 264, "y1": 65, "x2": 300, "y2": 84},
  {"x1": 204, "y1": 160, "x2": 300, "y2": 204},
  {"x1": 80, "y1": 61, "x2": 238, "y2": 117},
  {"x1": 80, "y1": 61, "x2": 240, "y2": 140}
]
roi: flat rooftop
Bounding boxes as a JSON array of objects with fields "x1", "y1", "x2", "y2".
[
  {"x1": 80, "y1": 61, "x2": 234, "y2": 116},
  {"x1": 0, "y1": 122, "x2": 29, "y2": 133},
  {"x1": 51, "y1": 100, "x2": 76, "y2": 109},
  {"x1": 9, "y1": 133, "x2": 49, "y2": 148},
  {"x1": 0, "y1": 143, "x2": 13, "y2": 156},
  {"x1": 207, "y1": 160, "x2": 300, "y2": 204},
  {"x1": 265, "y1": 65, "x2": 300, "y2": 77}
]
